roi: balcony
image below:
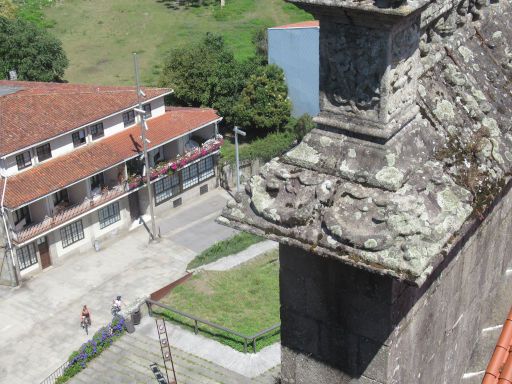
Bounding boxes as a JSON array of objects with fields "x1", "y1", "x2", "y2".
[
  {"x1": 127, "y1": 134, "x2": 224, "y2": 189},
  {"x1": 11, "y1": 184, "x2": 128, "y2": 245},
  {"x1": 10, "y1": 135, "x2": 224, "y2": 245}
]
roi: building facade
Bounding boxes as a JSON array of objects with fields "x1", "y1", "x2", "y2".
[
  {"x1": 0, "y1": 81, "x2": 222, "y2": 283},
  {"x1": 268, "y1": 21, "x2": 320, "y2": 118}
]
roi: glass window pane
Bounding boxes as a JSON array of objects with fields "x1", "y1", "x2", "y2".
[{"x1": 98, "y1": 202, "x2": 121, "y2": 229}]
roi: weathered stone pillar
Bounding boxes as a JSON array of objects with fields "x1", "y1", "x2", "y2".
[
  {"x1": 310, "y1": 1, "x2": 423, "y2": 140},
  {"x1": 219, "y1": 0, "x2": 512, "y2": 382}
]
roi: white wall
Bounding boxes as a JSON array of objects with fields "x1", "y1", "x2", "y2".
[
  {"x1": 194, "y1": 124, "x2": 215, "y2": 141},
  {"x1": 49, "y1": 134, "x2": 76, "y2": 159},
  {"x1": 51, "y1": 196, "x2": 131, "y2": 258},
  {"x1": 67, "y1": 180, "x2": 88, "y2": 204},
  {"x1": 151, "y1": 98, "x2": 166, "y2": 118},
  {"x1": 102, "y1": 113, "x2": 126, "y2": 138},
  {"x1": 29, "y1": 197, "x2": 50, "y2": 223},
  {"x1": 163, "y1": 141, "x2": 179, "y2": 160},
  {"x1": 104, "y1": 164, "x2": 125, "y2": 187}
]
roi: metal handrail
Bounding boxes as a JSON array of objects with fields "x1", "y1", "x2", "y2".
[
  {"x1": 146, "y1": 299, "x2": 280, "y2": 353},
  {"x1": 39, "y1": 360, "x2": 69, "y2": 384}
]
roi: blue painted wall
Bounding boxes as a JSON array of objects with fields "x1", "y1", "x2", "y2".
[{"x1": 268, "y1": 26, "x2": 320, "y2": 117}]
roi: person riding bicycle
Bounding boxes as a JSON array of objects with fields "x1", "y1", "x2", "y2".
[
  {"x1": 111, "y1": 295, "x2": 123, "y2": 316},
  {"x1": 81, "y1": 305, "x2": 91, "y2": 327}
]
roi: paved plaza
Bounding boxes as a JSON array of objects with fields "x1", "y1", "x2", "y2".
[{"x1": 0, "y1": 189, "x2": 237, "y2": 384}]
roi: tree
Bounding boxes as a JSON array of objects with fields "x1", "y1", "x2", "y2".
[
  {"x1": 0, "y1": 17, "x2": 68, "y2": 81},
  {"x1": 159, "y1": 33, "x2": 248, "y2": 125},
  {"x1": 0, "y1": 0, "x2": 16, "y2": 19},
  {"x1": 252, "y1": 27, "x2": 268, "y2": 64},
  {"x1": 233, "y1": 64, "x2": 291, "y2": 134}
]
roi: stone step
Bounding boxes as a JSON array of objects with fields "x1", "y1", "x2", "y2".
[
  {"x1": 118, "y1": 333, "x2": 254, "y2": 384},
  {"x1": 68, "y1": 331, "x2": 279, "y2": 384}
]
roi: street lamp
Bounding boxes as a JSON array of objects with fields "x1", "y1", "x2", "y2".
[{"x1": 233, "y1": 126, "x2": 246, "y2": 193}]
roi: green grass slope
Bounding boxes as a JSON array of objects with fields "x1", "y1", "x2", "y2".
[{"x1": 44, "y1": 0, "x2": 312, "y2": 86}]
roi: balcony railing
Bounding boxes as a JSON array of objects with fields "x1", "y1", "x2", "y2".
[
  {"x1": 127, "y1": 134, "x2": 224, "y2": 190},
  {"x1": 12, "y1": 185, "x2": 127, "y2": 244}
]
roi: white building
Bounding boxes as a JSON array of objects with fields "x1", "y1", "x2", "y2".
[{"x1": 0, "y1": 81, "x2": 222, "y2": 283}]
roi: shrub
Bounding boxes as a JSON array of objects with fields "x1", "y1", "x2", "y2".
[
  {"x1": 287, "y1": 113, "x2": 316, "y2": 140},
  {"x1": 220, "y1": 130, "x2": 296, "y2": 165}
]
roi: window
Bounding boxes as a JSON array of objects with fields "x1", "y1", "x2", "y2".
[
  {"x1": 90, "y1": 122, "x2": 104, "y2": 140},
  {"x1": 13, "y1": 206, "x2": 31, "y2": 227},
  {"x1": 143, "y1": 103, "x2": 152, "y2": 118},
  {"x1": 91, "y1": 173, "x2": 104, "y2": 190},
  {"x1": 98, "y1": 202, "x2": 121, "y2": 229},
  {"x1": 182, "y1": 164, "x2": 199, "y2": 190},
  {"x1": 123, "y1": 110, "x2": 135, "y2": 127},
  {"x1": 72, "y1": 129, "x2": 87, "y2": 147},
  {"x1": 60, "y1": 220, "x2": 84, "y2": 248},
  {"x1": 36, "y1": 143, "x2": 52, "y2": 162},
  {"x1": 16, "y1": 151, "x2": 32, "y2": 170},
  {"x1": 53, "y1": 189, "x2": 69, "y2": 205},
  {"x1": 154, "y1": 173, "x2": 180, "y2": 205},
  {"x1": 198, "y1": 156, "x2": 214, "y2": 182},
  {"x1": 17, "y1": 243, "x2": 38, "y2": 271}
]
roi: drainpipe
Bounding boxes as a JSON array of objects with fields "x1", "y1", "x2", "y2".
[{"x1": 0, "y1": 178, "x2": 19, "y2": 287}]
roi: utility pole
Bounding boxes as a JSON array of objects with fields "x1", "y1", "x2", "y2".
[
  {"x1": 233, "y1": 126, "x2": 246, "y2": 193},
  {"x1": 133, "y1": 53, "x2": 157, "y2": 240},
  {"x1": 0, "y1": 178, "x2": 19, "y2": 286}
]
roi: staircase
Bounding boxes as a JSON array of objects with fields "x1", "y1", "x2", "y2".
[{"x1": 68, "y1": 331, "x2": 279, "y2": 384}]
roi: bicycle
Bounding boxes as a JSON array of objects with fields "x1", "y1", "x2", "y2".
[{"x1": 81, "y1": 316, "x2": 91, "y2": 335}]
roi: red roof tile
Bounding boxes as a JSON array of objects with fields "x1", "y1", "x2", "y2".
[
  {"x1": 0, "y1": 80, "x2": 172, "y2": 156},
  {"x1": 483, "y1": 308, "x2": 512, "y2": 384},
  {"x1": 0, "y1": 107, "x2": 220, "y2": 209},
  {"x1": 271, "y1": 20, "x2": 319, "y2": 29}
]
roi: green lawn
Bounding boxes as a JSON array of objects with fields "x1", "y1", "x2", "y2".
[
  {"x1": 187, "y1": 231, "x2": 264, "y2": 269},
  {"x1": 44, "y1": 0, "x2": 312, "y2": 86},
  {"x1": 154, "y1": 250, "x2": 280, "y2": 352}
]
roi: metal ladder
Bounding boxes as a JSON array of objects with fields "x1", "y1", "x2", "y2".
[{"x1": 154, "y1": 318, "x2": 178, "y2": 384}]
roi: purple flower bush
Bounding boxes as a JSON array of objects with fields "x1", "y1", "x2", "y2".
[{"x1": 55, "y1": 316, "x2": 125, "y2": 383}]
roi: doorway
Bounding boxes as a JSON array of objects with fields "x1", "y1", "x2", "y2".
[{"x1": 37, "y1": 236, "x2": 51, "y2": 269}]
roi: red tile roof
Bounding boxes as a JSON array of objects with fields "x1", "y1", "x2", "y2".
[
  {"x1": 0, "y1": 80, "x2": 172, "y2": 157},
  {"x1": 0, "y1": 107, "x2": 220, "y2": 209},
  {"x1": 483, "y1": 307, "x2": 512, "y2": 384},
  {"x1": 271, "y1": 20, "x2": 319, "y2": 29}
]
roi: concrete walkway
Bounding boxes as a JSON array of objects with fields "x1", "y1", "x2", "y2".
[
  {"x1": 0, "y1": 189, "x2": 236, "y2": 384},
  {"x1": 196, "y1": 240, "x2": 278, "y2": 272}
]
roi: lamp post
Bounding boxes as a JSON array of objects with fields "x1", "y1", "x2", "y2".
[
  {"x1": 133, "y1": 53, "x2": 157, "y2": 240},
  {"x1": 233, "y1": 126, "x2": 246, "y2": 192}
]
